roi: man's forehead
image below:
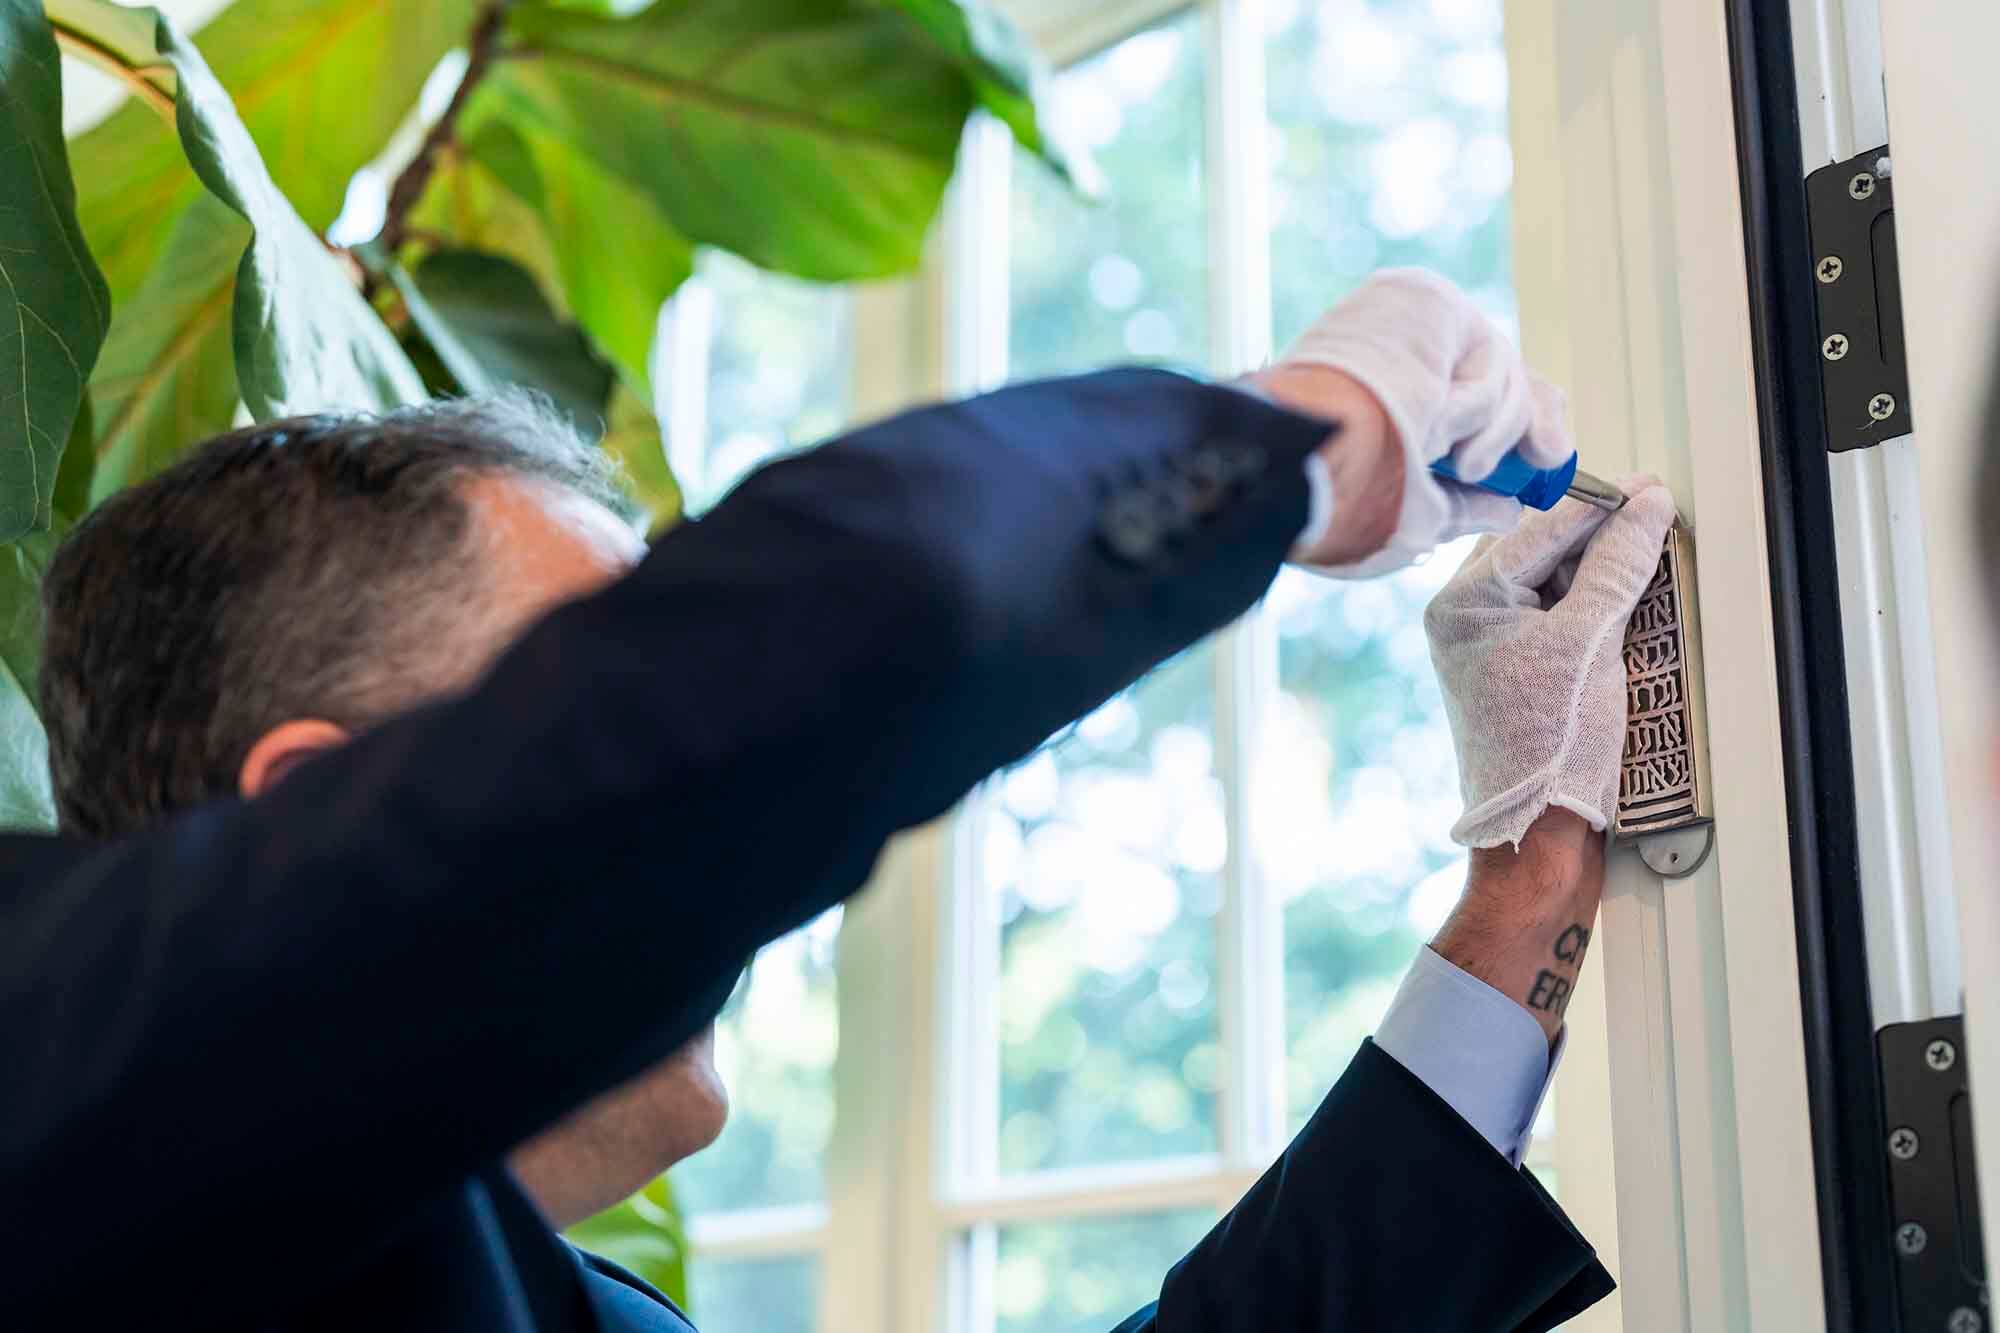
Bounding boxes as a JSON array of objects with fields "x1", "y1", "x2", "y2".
[{"x1": 466, "y1": 471, "x2": 645, "y2": 570}]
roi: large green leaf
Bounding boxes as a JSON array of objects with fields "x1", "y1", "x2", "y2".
[
  {"x1": 883, "y1": 0, "x2": 1094, "y2": 191},
  {"x1": 408, "y1": 118, "x2": 564, "y2": 284},
  {"x1": 505, "y1": 116, "x2": 693, "y2": 395},
  {"x1": 388, "y1": 246, "x2": 679, "y2": 529},
  {"x1": 56, "y1": 0, "x2": 424, "y2": 442},
  {"x1": 489, "y1": 0, "x2": 976, "y2": 281},
  {"x1": 86, "y1": 192, "x2": 242, "y2": 498},
  {"x1": 565, "y1": 1174, "x2": 691, "y2": 1309},
  {"x1": 159, "y1": 8, "x2": 425, "y2": 416},
  {"x1": 51, "y1": 391, "x2": 97, "y2": 523},
  {"x1": 55, "y1": 0, "x2": 478, "y2": 300},
  {"x1": 0, "y1": 404, "x2": 99, "y2": 833},
  {"x1": 174, "y1": 0, "x2": 480, "y2": 228},
  {"x1": 403, "y1": 248, "x2": 613, "y2": 427},
  {"x1": 416, "y1": 106, "x2": 693, "y2": 395},
  {"x1": 0, "y1": 0, "x2": 112, "y2": 541},
  {"x1": 0, "y1": 531, "x2": 59, "y2": 832}
]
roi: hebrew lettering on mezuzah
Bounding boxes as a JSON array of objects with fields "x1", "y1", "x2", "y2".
[{"x1": 1614, "y1": 524, "x2": 1713, "y2": 839}]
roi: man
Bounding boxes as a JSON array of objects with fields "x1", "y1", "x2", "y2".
[{"x1": 2, "y1": 272, "x2": 1667, "y2": 1330}]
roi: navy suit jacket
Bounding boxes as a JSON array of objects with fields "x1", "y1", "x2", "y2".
[{"x1": 0, "y1": 370, "x2": 1611, "y2": 1330}]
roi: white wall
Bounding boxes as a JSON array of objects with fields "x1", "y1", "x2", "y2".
[{"x1": 1878, "y1": 0, "x2": 2000, "y2": 1288}]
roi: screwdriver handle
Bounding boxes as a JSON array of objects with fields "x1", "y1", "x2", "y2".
[{"x1": 1430, "y1": 447, "x2": 1579, "y2": 512}]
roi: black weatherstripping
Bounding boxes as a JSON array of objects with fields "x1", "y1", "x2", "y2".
[{"x1": 1723, "y1": 2, "x2": 1896, "y2": 1331}]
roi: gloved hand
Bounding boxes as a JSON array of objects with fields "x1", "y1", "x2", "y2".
[
  {"x1": 1280, "y1": 268, "x2": 1571, "y2": 577},
  {"x1": 1425, "y1": 480, "x2": 1679, "y2": 849}
]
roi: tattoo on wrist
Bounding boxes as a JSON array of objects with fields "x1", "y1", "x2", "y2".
[
  {"x1": 1525, "y1": 921, "x2": 1593, "y2": 1018},
  {"x1": 1527, "y1": 969, "x2": 1572, "y2": 1015}
]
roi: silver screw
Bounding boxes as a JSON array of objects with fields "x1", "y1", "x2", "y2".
[
  {"x1": 1890, "y1": 1126, "x2": 1921, "y2": 1160},
  {"x1": 1850, "y1": 172, "x2": 1877, "y2": 200},
  {"x1": 1928, "y1": 1039, "x2": 1959, "y2": 1072},
  {"x1": 1896, "y1": 1221, "x2": 1929, "y2": 1255},
  {"x1": 1817, "y1": 255, "x2": 1844, "y2": 283},
  {"x1": 1824, "y1": 333, "x2": 1851, "y2": 361},
  {"x1": 1950, "y1": 1307, "x2": 1983, "y2": 1333},
  {"x1": 1870, "y1": 393, "x2": 1898, "y2": 421}
]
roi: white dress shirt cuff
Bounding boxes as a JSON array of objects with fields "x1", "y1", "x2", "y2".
[
  {"x1": 1291, "y1": 452, "x2": 1336, "y2": 558},
  {"x1": 1373, "y1": 945, "x2": 1562, "y2": 1167}
]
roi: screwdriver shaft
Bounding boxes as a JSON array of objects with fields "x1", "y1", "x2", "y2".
[{"x1": 1566, "y1": 468, "x2": 1626, "y2": 511}]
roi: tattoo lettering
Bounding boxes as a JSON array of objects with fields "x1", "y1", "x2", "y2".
[
  {"x1": 1553, "y1": 923, "x2": 1591, "y2": 964},
  {"x1": 1527, "y1": 969, "x2": 1572, "y2": 1014}
]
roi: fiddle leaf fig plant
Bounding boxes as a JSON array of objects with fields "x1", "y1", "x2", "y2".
[
  {"x1": 0, "y1": 0, "x2": 1082, "y2": 1301},
  {"x1": 0, "y1": 0, "x2": 1077, "y2": 817}
]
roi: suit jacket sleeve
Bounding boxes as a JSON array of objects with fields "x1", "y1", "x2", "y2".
[
  {"x1": 1114, "y1": 1040, "x2": 1615, "y2": 1333},
  {"x1": 0, "y1": 369, "x2": 1329, "y2": 1324}
]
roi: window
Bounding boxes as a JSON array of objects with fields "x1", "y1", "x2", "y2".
[
  {"x1": 659, "y1": 251, "x2": 853, "y2": 1333},
  {"x1": 925, "y1": 6, "x2": 1557, "y2": 1326},
  {"x1": 988, "y1": 15, "x2": 1219, "y2": 1185},
  {"x1": 660, "y1": 3, "x2": 1599, "y2": 1330}
]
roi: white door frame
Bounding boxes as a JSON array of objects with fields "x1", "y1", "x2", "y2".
[{"x1": 1508, "y1": 1, "x2": 1828, "y2": 1328}]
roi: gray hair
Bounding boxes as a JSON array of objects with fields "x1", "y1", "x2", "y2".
[{"x1": 41, "y1": 389, "x2": 638, "y2": 838}]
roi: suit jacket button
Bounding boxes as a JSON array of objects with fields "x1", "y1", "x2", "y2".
[
  {"x1": 1099, "y1": 492, "x2": 1161, "y2": 563},
  {"x1": 1181, "y1": 450, "x2": 1231, "y2": 514},
  {"x1": 1156, "y1": 477, "x2": 1202, "y2": 533},
  {"x1": 1189, "y1": 446, "x2": 1232, "y2": 481}
]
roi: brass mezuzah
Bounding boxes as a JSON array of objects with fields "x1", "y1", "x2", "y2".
[{"x1": 1614, "y1": 522, "x2": 1712, "y2": 840}]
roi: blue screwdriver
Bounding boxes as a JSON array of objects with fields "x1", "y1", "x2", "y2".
[{"x1": 1431, "y1": 447, "x2": 1626, "y2": 512}]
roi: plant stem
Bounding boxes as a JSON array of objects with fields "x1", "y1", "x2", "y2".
[
  {"x1": 49, "y1": 25, "x2": 177, "y2": 123},
  {"x1": 377, "y1": 0, "x2": 512, "y2": 255}
]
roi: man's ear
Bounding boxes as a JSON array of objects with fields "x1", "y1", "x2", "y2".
[{"x1": 239, "y1": 720, "x2": 351, "y2": 799}]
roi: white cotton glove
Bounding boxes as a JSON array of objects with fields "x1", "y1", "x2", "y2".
[
  {"x1": 1281, "y1": 268, "x2": 1572, "y2": 577},
  {"x1": 1424, "y1": 480, "x2": 1679, "y2": 849}
]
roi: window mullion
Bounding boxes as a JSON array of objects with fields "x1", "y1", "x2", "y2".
[
  {"x1": 1202, "y1": 0, "x2": 1272, "y2": 375},
  {"x1": 939, "y1": 114, "x2": 1014, "y2": 1199},
  {"x1": 918, "y1": 118, "x2": 1016, "y2": 1333},
  {"x1": 1203, "y1": 0, "x2": 1285, "y2": 1174},
  {"x1": 949, "y1": 115, "x2": 1014, "y2": 396}
]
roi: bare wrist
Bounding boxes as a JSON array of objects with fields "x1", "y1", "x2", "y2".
[
  {"x1": 1431, "y1": 810, "x2": 1607, "y2": 1043},
  {"x1": 1242, "y1": 365, "x2": 1402, "y2": 565}
]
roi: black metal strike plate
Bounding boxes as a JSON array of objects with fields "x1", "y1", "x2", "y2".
[
  {"x1": 1805, "y1": 144, "x2": 1911, "y2": 452},
  {"x1": 1880, "y1": 1014, "x2": 1987, "y2": 1331}
]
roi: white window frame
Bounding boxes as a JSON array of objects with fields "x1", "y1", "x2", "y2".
[
  {"x1": 687, "y1": 4, "x2": 1841, "y2": 1333},
  {"x1": 824, "y1": 4, "x2": 1579, "y2": 1331}
]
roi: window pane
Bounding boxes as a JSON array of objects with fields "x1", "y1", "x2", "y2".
[
  {"x1": 1266, "y1": 0, "x2": 1515, "y2": 350},
  {"x1": 1265, "y1": 0, "x2": 1518, "y2": 1127},
  {"x1": 991, "y1": 10, "x2": 1218, "y2": 1180},
  {"x1": 673, "y1": 251, "x2": 850, "y2": 1214},
  {"x1": 687, "y1": 1254, "x2": 817, "y2": 1333},
  {"x1": 691, "y1": 249, "x2": 853, "y2": 512},
  {"x1": 1007, "y1": 13, "x2": 1208, "y2": 380},
  {"x1": 994, "y1": 646, "x2": 1222, "y2": 1173},
  {"x1": 674, "y1": 911, "x2": 840, "y2": 1213},
  {"x1": 993, "y1": 1211, "x2": 1215, "y2": 1333},
  {"x1": 1270, "y1": 558, "x2": 1470, "y2": 1127}
]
